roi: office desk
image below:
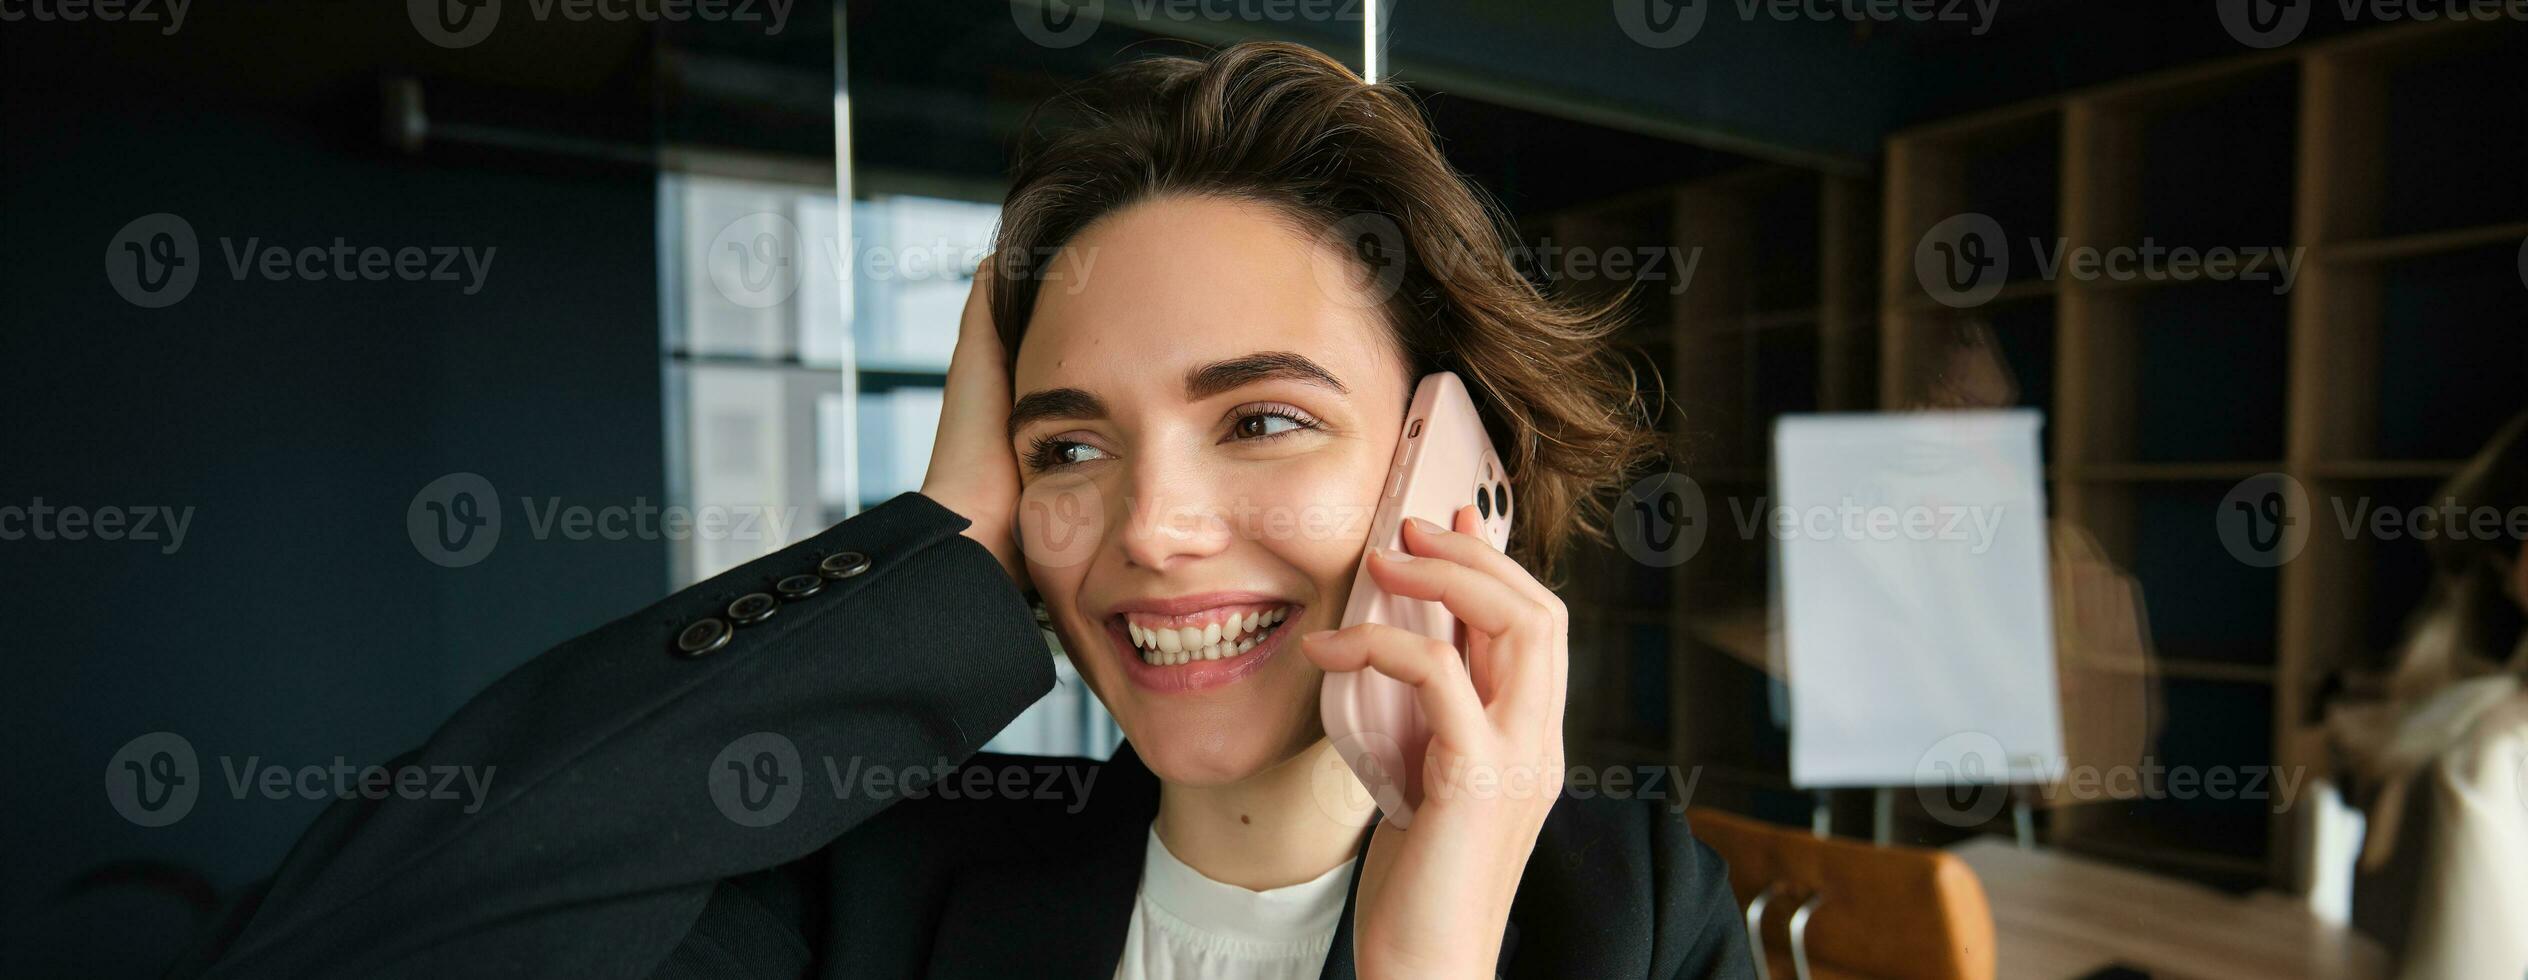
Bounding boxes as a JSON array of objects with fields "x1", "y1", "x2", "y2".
[{"x1": 1950, "y1": 839, "x2": 2388, "y2": 979}]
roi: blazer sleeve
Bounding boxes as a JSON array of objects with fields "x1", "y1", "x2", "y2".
[
  {"x1": 181, "y1": 492, "x2": 1056, "y2": 980},
  {"x1": 1657, "y1": 813, "x2": 1758, "y2": 980}
]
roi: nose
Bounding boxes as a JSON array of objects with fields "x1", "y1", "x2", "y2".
[{"x1": 1118, "y1": 462, "x2": 1235, "y2": 571}]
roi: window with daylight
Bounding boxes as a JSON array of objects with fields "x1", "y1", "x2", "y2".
[{"x1": 659, "y1": 170, "x2": 1119, "y2": 760}]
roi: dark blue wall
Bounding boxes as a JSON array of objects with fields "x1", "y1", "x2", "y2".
[{"x1": 1, "y1": 18, "x2": 670, "y2": 975}]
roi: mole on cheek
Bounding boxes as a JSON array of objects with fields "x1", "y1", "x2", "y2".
[{"x1": 1240, "y1": 814, "x2": 1251, "y2": 825}]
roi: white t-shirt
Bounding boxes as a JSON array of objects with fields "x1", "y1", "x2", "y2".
[{"x1": 1110, "y1": 826, "x2": 1356, "y2": 980}]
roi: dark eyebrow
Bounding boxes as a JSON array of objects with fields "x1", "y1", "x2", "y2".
[
  {"x1": 1006, "y1": 387, "x2": 1108, "y2": 441},
  {"x1": 1184, "y1": 352, "x2": 1350, "y2": 401}
]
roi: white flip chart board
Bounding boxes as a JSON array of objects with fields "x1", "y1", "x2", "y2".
[{"x1": 1773, "y1": 410, "x2": 2062, "y2": 789}]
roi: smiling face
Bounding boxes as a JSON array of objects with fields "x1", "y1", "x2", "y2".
[{"x1": 1008, "y1": 194, "x2": 1412, "y2": 786}]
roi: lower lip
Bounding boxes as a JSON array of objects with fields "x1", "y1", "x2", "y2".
[{"x1": 1108, "y1": 612, "x2": 1301, "y2": 694}]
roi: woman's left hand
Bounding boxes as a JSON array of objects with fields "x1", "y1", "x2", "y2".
[{"x1": 1300, "y1": 506, "x2": 1568, "y2": 979}]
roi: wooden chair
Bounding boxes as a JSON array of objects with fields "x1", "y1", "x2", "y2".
[{"x1": 1687, "y1": 807, "x2": 1997, "y2": 980}]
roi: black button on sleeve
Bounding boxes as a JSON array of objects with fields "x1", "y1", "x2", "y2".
[
  {"x1": 817, "y1": 551, "x2": 871, "y2": 580},
  {"x1": 727, "y1": 592, "x2": 779, "y2": 626},
  {"x1": 674, "y1": 617, "x2": 733, "y2": 657},
  {"x1": 775, "y1": 573, "x2": 824, "y2": 600}
]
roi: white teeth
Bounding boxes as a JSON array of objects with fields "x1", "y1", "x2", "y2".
[{"x1": 1126, "y1": 605, "x2": 1296, "y2": 665}]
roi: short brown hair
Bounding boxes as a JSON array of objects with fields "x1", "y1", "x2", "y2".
[{"x1": 989, "y1": 41, "x2": 1657, "y2": 581}]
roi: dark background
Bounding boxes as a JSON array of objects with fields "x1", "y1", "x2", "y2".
[{"x1": 2, "y1": 0, "x2": 2511, "y2": 974}]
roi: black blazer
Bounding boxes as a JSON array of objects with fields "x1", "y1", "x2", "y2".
[{"x1": 178, "y1": 493, "x2": 1754, "y2": 979}]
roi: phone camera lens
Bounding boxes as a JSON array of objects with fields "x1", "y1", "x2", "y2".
[
  {"x1": 1475, "y1": 485, "x2": 1493, "y2": 519},
  {"x1": 1492, "y1": 482, "x2": 1509, "y2": 517}
]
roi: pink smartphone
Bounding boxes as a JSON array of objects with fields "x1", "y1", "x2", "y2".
[{"x1": 1320, "y1": 372, "x2": 1513, "y2": 829}]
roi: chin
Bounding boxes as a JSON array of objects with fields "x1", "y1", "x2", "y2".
[
  {"x1": 1061, "y1": 619, "x2": 1329, "y2": 785},
  {"x1": 1128, "y1": 707, "x2": 1324, "y2": 786},
  {"x1": 1049, "y1": 591, "x2": 1340, "y2": 787}
]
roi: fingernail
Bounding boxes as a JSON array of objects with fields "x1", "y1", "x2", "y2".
[
  {"x1": 1303, "y1": 630, "x2": 1338, "y2": 644},
  {"x1": 1376, "y1": 547, "x2": 1414, "y2": 562},
  {"x1": 1405, "y1": 517, "x2": 1443, "y2": 535}
]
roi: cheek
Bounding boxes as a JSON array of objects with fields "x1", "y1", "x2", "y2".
[
  {"x1": 1237, "y1": 444, "x2": 1390, "y2": 596},
  {"x1": 1016, "y1": 470, "x2": 1108, "y2": 581},
  {"x1": 1017, "y1": 471, "x2": 1106, "y2": 667}
]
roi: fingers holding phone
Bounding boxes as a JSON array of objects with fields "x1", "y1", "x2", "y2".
[
  {"x1": 1302, "y1": 503, "x2": 1569, "y2": 980},
  {"x1": 1302, "y1": 506, "x2": 1568, "y2": 816}
]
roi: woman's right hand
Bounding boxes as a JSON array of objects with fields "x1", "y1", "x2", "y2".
[{"x1": 920, "y1": 257, "x2": 1027, "y2": 586}]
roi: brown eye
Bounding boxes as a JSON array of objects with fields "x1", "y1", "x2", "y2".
[
  {"x1": 1025, "y1": 438, "x2": 1110, "y2": 471},
  {"x1": 1229, "y1": 410, "x2": 1311, "y2": 440}
]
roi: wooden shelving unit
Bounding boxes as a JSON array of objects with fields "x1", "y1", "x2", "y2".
[
  {"x1": 1536, "y1": 14, "x2": 2522, "y2": 896},
  {"x1": 1536, "y1": 165, "x2": 1878, "y2": 826},
  {"x1": 1881, "y1": 17, "x2": 2528, "y2": 891}
]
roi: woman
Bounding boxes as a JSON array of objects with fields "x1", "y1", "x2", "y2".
[
  {"x1": 183, "y1": 42, "x2": 1751, "y2": 979},
  {"x1": 2328, "y1": 410, "x2": 2528, "y2": 979}
]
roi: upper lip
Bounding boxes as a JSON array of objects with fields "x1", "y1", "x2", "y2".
[{"x1": 1103, "y1": 590, "x2": 1293, "y2": 619}]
